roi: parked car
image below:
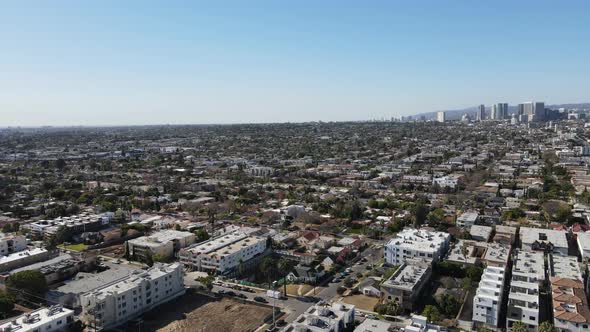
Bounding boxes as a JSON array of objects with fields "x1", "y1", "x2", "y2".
[
  {"x1": 254, "y1": 296, "x2": 268, "y2": 303},
  {"x1": 276, "y1": 319, "x2": 287, "y2": 327},
  {"x1": 225, "y1": 291, "x2": 236, "y2": 297},
  {"x1": 217, "y1": 290, "x2": 226, "y2": 295},
  {"x1": 236, "y1": 293, "x2": 247, "y2": 299}
]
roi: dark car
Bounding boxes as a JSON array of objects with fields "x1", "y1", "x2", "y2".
[
  {"x1": 225, "y1": 291, "x2": 236, "y2": 297},
  {"x1": 254, "y1": 296, "x2": 268, "y2": 303},
  {"x1": 236, "y1": 293, "x2": 248, "y2": 299},
  {"x1": 276, "y1": 319, "x2": 287, "y2": 327}
]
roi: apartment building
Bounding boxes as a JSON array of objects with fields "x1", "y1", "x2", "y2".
[
  {"x1": 550, "y1": 254, "x2": 582, "y2": 281},
  {"x1": 0, "y1": 247, "x2": 55, "y2": 273},
  {"x1": 576, "y1": 232, "x2": 590, "y2": 260},
  {"x1": 473, "y1": 266, "x2": 506, "y2": 329},
  {"x1": 0, "y1": 305, "x2": 75, "y2": 332},
  {"x1": 456, "y1": 211, "x2": 479, "y2": 229},
  {"x1": 380, "y1": 261, "x2": 431, "y2": 311},
  {"x1": 178, "y1": 231, "x2": 267, "y2": 274},
  {"x1": 0, "y1": 233, "x2": 27, "y2": 256},
  {"x1": 551, "y1": 277, "x2": 590, "y2": 332},
  {"x1": 507, "y1": 250, "x2": 545, "y2": 332},
  {"x1": 384, "y1": 228, "x2": 450, "y2": 266},
  {"x1": 519, "y1": 227, "x2": 568, "y2": 255},
  {"x1": 80, "y1": 263, "x2": 185, "y2": 331},
  {"x1": 285, "y1": 302, "x2": 355, "y2": 332},
  {"x1": 446, "y1": 240, "x2": 510, "y2": 267},
  {"x1": 127, "y1": 230, "x2": 196, "y2": 260},
  {"x1": 25, "y1": 213, "x2": 109, "y2": 239}
]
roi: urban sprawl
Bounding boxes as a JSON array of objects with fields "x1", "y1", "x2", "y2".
[{"x1": 1, "y1": 102, "x2": 590, "y2": 332}]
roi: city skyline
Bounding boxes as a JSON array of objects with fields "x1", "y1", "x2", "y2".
[{"x1": 2, "y1": 1, "x2": 590, "y2": 126}]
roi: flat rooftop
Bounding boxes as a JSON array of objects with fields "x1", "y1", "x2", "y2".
[
  {"x1": 382, "y1": 263, "x2": 429, "y2": 291},
  {"x1": 0, "y1": 305, "x2": 73, "y2": 331},
  {"x1": 0, "y1": 247, "x2": 47, "y2": 265},
  {"x1": 519, "y1": 227, "x2": 568, "y2": 249},
  {"x1": 128, "y1": 229, "x2": 194, "y2": 247}
]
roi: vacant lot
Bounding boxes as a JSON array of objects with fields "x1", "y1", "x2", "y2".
[
  {"x1": 342, "y1": 294, "x2": 380, "y2": 311},
  {"x1": 286, "y1": 284, "x2": 313, "y2": 296},
  {"x1": 128, "y1": 292, "x2": 273, "y2": 332}
]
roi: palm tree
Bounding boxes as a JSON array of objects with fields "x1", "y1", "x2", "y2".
[{"x1": 278, "y1": 258, "x2": 291, "y2": 295}]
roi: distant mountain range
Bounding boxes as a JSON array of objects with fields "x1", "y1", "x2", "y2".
[{"x1": 415, "y1": 103, "x2": 590, "y2": 120}]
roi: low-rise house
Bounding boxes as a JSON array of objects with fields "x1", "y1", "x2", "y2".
[{"x1": 287, "y1": 264, "x2": 325, "y2": 284}]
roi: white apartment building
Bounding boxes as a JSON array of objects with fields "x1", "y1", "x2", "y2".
[
  {"x1": 437, "y1": 111, "x2": 446, "y2": 123},
  {"x1": 473, "y1": 266, "x2": 506, "y2": 329},
  {"x1": 178, "y1": 231, "x2": 267, "y2": 274},
  {"x1": 0, "y1": 305, "x2": 75, "y2": 332},
  {"x1": 550, "y1": 254, "x2": 582, "y2": 281},
  {"x1": 0, "y1": 247, "x2": 53, "y2": 273},
  {"x1": 285, "y1": 302, "x2": 356, "y2": 332},
  {"x1": 576, "y1": 232, "x2": 590, "y2": 261},
  {"x1": 384, "y1": 228, "x2": 450, "y2": 266},
  {"x1": 0, "y1": 233, "x2": 27, "y2": 256},
  {"x1": 25, "y1": 213, "x2": 109, "y2": 239},
  {"x1": 507, "y1": 250, "x2": 545, "y2": 332},
  {"x1": 80, "y1": 263, "x2": 185, "y2": 331},
  {"x1": 519, "y1": 227, "x2": 569, "y2": 255},
  {"x1": 127, "y1": 230, "x2": 196, "y2": 260},
  {"x1": 456, "y1": 211, "x2": 479, "y2": 230}
]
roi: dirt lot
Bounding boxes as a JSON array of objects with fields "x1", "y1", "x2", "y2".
[
  {"x1": 341, "y1": 294, "x2": 380, "y2": 311},
  {"x1": 126, "y1": 292, "x2": 273, "y2": 332},
  {"x1": 286, "y1": 284, "x2": 313, "y2": 296}
]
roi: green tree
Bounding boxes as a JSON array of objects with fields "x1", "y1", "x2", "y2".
[
  {"x1": 422, "y1": 305, "x2": 441, "y2": 323},
  {"x1": 412, "y1": 202, "x2": 429, "y2": 227},
  {"x1": 511, "y1": 321, "x2": 528, "y2": 332},
  {"x1": 0, "y1": 291, "x2": 15, "y2": 319},
  {"x1": 6, "y1": 270, "x2": 48, "y2": 300},
  {"x1": 539, "y1": 321, "x2": 558, "y2": 332},
  {"x1": 195, "y1": 229, "x2": 210, "y2": 242},
  {"x1": 278, "y1": 258, "x2": 292, "y2": 295},
  {"x1": 197, "y1": 276, "x2": 214, "y2": 292}
]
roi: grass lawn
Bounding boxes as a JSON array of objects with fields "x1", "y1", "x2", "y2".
[
  {"x1": 63, "y1": 243, "x2": 88, "y2": 251},
  {"x1": 345, "y1": 228, "x2": 364, "y2": 235}
]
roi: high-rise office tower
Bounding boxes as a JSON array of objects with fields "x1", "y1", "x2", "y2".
[
  {"x1": 521, "y1": 101, "x2": 545, "y2": 122},
  {"x1": 437, "y1": 111, "x2": 446, "y2": 123},
  {"x1": 477, "y1": 104, "x2": 485, "y2": 121}
]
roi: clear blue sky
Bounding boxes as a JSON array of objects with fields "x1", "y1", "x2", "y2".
[{"x1": 1, "y1": 1, "x2": 589, "y2": 126}]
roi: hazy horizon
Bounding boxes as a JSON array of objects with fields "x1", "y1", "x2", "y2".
[{"x1": 2, "y1": 1, "x2": 590, "y2": 126}]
